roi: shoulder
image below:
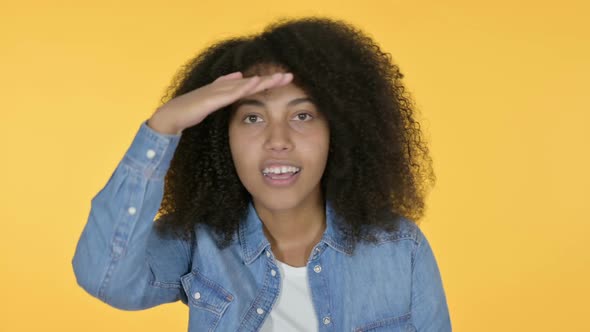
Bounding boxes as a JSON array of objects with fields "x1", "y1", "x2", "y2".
[
  {"x1": 352, "y1": 215, "x2": 435, "y2": 265},
  {"x1": 364, "y1": 215, "x2": 425, "y2": 246},
  {"x1": 348, "y1": 217, "x2": 426, "y2": 273}
]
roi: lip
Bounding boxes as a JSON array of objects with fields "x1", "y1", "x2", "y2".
[{"x1": 262, "y1": 170, "x2": 301, "y2": 187}]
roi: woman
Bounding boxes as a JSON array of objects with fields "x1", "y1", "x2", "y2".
[{"x1": 72, "y1": 16, "x2": 452, "y2": 331}]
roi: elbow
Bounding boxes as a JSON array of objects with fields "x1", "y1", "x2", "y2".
[
  {"x1": 73, "y1": 266, "x2": 149, "y2": 310},
  {"x1": 72, "y1": 247, "x2": 101, "y2": 299},
  {"x1": 71, "y1": 251, "x2": 150, "y2": 311},
  {"x1": 102, "y1": 293, "x2": 153, "y2": 311}
]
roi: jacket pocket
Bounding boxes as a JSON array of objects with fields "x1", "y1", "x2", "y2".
[
  {"x1": 353, "y1": 312, "x2": 416, "y2": 332},
  {"x1": 180, "y1": 269, "x2": 234, "y2": 330}
]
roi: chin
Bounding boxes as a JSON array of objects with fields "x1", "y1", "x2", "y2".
[{"x1": 252, "y1": 192, "x2": 304, "y2": 212}]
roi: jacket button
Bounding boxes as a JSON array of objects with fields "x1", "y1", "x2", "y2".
[
  {"x1": 312, "y1": 247, "x2": 320, "y2": 258},
  {"x1": 128, "y1": 207, "x2": 136, "y2": 215},
  {"x1": 146, "y1": 149, "x2": 156, "y2": 159},
  {"x1": 323, "y1": 316, "x2": 331, "y2": 325},
  {"x1": 313, "y1": 265, "x2": 322, "y2": 273},
  {"x1": 257, "y1": 308, "x2": 265, "y2": 315},
  {"x1": 193, "y1": 292, "x2": 201, "y2": 300},
  {"x1": 271, "y1": 269, "x2": 277, "y2": 277}
]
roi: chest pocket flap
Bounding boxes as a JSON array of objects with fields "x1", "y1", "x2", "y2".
[{"x1": 180, "y1": 269, "x2": 234, "y2": 316}]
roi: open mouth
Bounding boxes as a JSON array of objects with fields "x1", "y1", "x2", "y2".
[{"x1": 262, "y1": 169, "x2": 301, "y2": 187}]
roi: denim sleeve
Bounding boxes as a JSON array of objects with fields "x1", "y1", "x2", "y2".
[
  {"x1": 72, "y1": 120, "x2": 190, "y2": 310},
  {"x1": 411, "y1": 227, "x2": 452, "y2": 331}
]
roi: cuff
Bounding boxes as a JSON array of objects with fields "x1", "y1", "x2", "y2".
[{"x1": 121, "y1": 119, "x2": 182, "y2": 178}]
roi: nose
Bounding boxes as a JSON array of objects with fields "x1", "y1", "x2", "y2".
[{"x1": 263, "y1": 120, "x2": 293, "y2": 152}]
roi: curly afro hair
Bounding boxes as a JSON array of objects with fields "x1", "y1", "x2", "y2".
[{"x1": 154, "y1": 16, "x2": 436, "y2": 252}]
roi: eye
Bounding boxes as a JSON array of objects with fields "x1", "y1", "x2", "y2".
[
  {"x1": 243, "y1": 114, "x2": 263, "y2": 124},
  {"x1": 293, "y1": 113, "x2": 313, "y2": 121}
]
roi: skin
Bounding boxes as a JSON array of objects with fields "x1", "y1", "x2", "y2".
[
  {"x1": 149, "y1": 71, "x2": 294, "y2": 135},
  {"x1": 228, "y1": 68, "x2": 331, "y2": 267}
]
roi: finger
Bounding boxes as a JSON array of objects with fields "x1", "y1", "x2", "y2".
[
  {"x1": 232, "y1": 75, "x2": 261, "y2": 95},
  {"x1": 245, "y1": 73, "x2": 289, "y2": 94},
  {"x1": 275, "y1": 72, "x2": 293, "y2": 86},
  {"x1": 214, "y1": 71, "x2": 243, "y2": 82},
  {"x1": 265, "y1": 72, "x2": 293, "y2": 87}
]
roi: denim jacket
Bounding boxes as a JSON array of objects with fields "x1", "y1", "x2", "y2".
[{"x1": 72, "y1": 120, "x2": 452, "y2": 332}]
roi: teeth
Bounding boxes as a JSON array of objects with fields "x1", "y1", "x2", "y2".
[{"x1": 262, "y1": 166, "x2": 300, "y2": 175}]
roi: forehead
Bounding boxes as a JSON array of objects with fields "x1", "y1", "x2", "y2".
[{"x1": 234, "y1": 83, "x2": 314, "y2": 109}]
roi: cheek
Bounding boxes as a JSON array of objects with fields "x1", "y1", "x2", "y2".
[
  {"x1": 317, "y1": 134, "x2": 331, "y2": 172},
  {"x1": 301, "y1": 137, "x2": 330, "y2": 175},
  {"x1": 229, "y1": 131, "x2": 259, "y2": 180},
  {"x1": 228, "y1": 129, "x2": 244, "y2": 169},
  {"x1": 307, "y1": 127, "x2": 330, "y2": 156}
]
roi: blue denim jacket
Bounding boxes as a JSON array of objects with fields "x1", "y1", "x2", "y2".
[{"x1": 72, "y1": 120, "x2": 452, "y2": 332}]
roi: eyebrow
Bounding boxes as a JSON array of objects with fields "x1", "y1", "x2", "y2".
[{"x1": 233, "y1": 97, "x2": 315, "y2": 110}]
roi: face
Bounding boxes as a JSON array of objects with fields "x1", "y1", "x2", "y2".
[{"x1": 228, "y1": 72, "x2": 330, "y2": 212}]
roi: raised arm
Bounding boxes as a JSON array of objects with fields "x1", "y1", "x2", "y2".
[
  {"x1": 72, "y1": 120, "x2": 190, "y2": 310},
  {"x1": 72, "y1": 71, "x2": 295, "y2": 310}
]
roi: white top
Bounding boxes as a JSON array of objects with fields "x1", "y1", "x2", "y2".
[{"x1": 259, "y1": 259, "x2": 319, "y2": 332}]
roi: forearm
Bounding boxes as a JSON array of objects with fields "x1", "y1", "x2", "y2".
[{"x1": 72, "y1": 120, "x2": 183, "y2": 309}]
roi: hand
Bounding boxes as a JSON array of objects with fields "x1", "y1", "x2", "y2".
[{"x1": 147, "y1": 71, "x2": 293, "y2": 135}]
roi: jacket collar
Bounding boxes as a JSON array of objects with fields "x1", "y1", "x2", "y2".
[{"x1": 238, "y1": 199, "x2": 354, "y2": 265}]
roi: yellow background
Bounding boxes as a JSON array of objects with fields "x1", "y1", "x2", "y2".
[{"x1": 1, "y1": 0, "x2": 588, "y2": 331}]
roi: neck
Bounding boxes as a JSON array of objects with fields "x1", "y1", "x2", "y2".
[{"x1": 254, "y1": 192, "x2": 326, "y2": 254}]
